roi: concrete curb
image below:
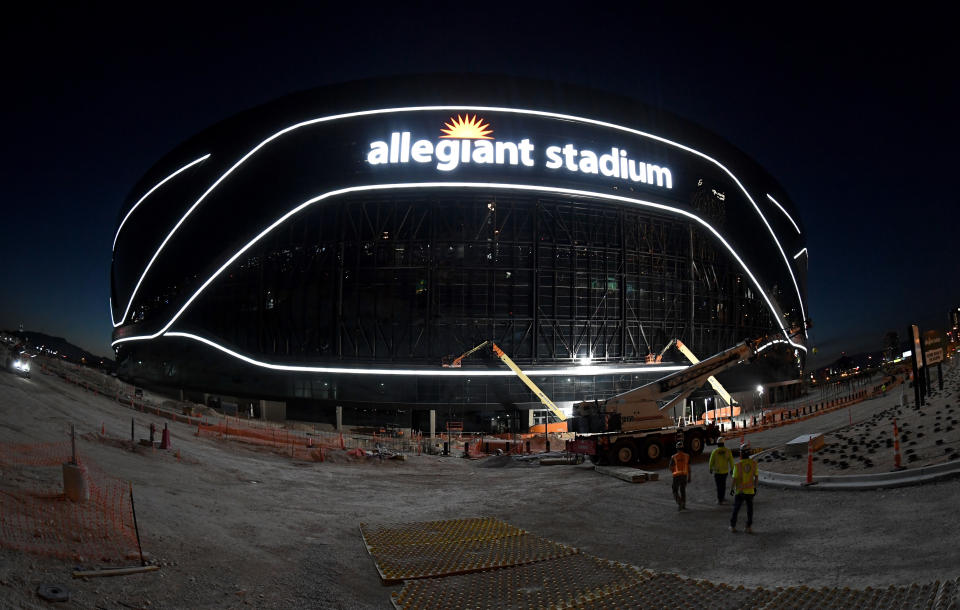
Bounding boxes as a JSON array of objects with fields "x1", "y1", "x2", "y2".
[{"x1": 759, "y1": 458, "x2": 960, "y2": 490}]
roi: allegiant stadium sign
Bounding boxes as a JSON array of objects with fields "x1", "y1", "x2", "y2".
[{"x1": 366, "y1": 114, "x2": 673, "y2": 189}]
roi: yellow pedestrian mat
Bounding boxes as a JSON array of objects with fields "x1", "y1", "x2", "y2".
[
  {"x1": 360, "y1": 516, "x2": 525, "y2": 550},
  {"x1": 364, "y1": 517, "x2": 960, "y2": 609},
  {"x1": 360, "y1": 517, "x2": 576, "y2": 584},
  {"x1": 390, "y1": 553, "x2": 647, "y2": 609},
  {"x1": 392, "y1": 566, "x2": 959, "y2": 610}
]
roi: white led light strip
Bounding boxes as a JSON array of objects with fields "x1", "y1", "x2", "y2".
[
  {"x1": 756, "y1": 339, "x2": 790, "y2": 353},
  {"x1": 729, "y1": 192, "x2": 806, "y2": 339},
  {"x1": 766, "y1": 194, "x2": 802, "y2": 234},
  {"x1": 111, "y1": 154, "x2": 211, "y2": 327},
  {"x1": 112, "y1": 182, "x2": 807, "y2": 361},
  {"x1": 793, "y1": 247, "x2": 808, "y2": 260},
  {"x1": 164, "y1": 331, "x2": 685, "y2": 376},
  {"x1": 112, "y1": 154, "x2": 210, "y2": 251},
  {"x1": 114, "y1": 105, "x2": 807, "y2": 339}
]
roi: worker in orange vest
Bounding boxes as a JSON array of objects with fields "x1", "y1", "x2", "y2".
[
  {"x1": 669, "y1": 441, "x2": 691, "y2": 511},
  {"x1": 729, "y1": 443, "x2": 759, "y2": 533}
]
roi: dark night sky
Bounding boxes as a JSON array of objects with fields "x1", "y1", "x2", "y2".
[{"x1": 1, "y1": 4, "x2": 956, "y2": 367}]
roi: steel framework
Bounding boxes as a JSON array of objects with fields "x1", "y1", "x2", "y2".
[{"x1": 179, "y1": 190, "x2": 776, "y2": 367}]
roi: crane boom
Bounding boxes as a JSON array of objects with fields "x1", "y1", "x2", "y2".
[
  {"x1": 490, "y1": 344, "x2": 567, "y2": 422},
  {"x1": 572, "y1": 338, "x2": 763, "y2": 433},
  {"x1": 674, "y1": 339, "x2": 735, "y2": 407}
]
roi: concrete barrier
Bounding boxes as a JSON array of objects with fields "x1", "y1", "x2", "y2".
[{"x1": 785, "y1": 433, "x2": 824, "y2": 456}]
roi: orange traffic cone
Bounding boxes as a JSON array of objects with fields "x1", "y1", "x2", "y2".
[
  {"x1": 803, "y1": 437, "x2": 816, "y2": 486},
  {"x1": 307, "y1": 436, "x2": 313, "y2": 448},
  {"x1": 893, "y1": 418, "x2": 903, "y2": 470}
]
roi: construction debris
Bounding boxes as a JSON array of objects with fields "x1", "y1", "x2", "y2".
[
  {"x1": 71, "y1": 565, "x2": 160, "y2": 578},
  {"x1": 593, "y1": 465, "x2": 658, "y2": 483}
]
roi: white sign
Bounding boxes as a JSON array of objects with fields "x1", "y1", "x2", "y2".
[
  {"x1": 923, "y1": 330, "x2": 944, "y2": 365},
  {"x1": 367, "y1": 116, "x2": 673, "y2": 189},
  {"x1": 925, "y1": 348, "x2": 943, "y2": 365}
]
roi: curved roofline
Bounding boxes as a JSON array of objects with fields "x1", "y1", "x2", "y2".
[{"x1": 120, "y1": 74, "x2": 802, "y2": 228}]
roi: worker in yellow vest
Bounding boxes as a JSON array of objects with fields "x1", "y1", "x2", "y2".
[
  {"x1": 729, "y1": 444, "x2": 758, "y2": 533},
  {"x1": 708, "y1": 438, "x2": 735, "y2": 504},
  {"x1": 669, "y1": 441, "x2": 691, "y2": 511}
]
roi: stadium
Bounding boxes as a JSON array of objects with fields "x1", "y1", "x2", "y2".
[{"x1": 110, "y1": 75, "x2": 808, "y2": 432}]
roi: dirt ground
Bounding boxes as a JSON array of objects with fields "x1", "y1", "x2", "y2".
[
  {"x1": 752, "y1": 361, "x2": 960, "y2": 475},
  {"x1": 1, "y1": 362, "x2": 959, "y2": 609}
]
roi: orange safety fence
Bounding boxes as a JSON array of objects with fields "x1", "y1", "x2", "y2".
[
  {"x1": 195, "y1": 420, "x2": 419, "y2": 459},
  {"x1": 717, "y1": 387, "x2": 880, "y2": 436},
  {"x1": 0, "y1": 441, "x2": 140, "y2": 563},
  {"x1": 463, "y1": 436, "x2": 551, "y2": 456}
]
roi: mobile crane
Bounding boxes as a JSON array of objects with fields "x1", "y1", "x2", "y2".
[
  {"x1": 566, "y1": 329, "x2": 800, "y2": 465},
  {"x1": 442, "y1": 341, "x2": 567, "y2": 423}
]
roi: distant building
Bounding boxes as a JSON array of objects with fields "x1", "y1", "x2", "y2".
[
  {"x1": 883, "y1": 330, "x2": 900, "y2": 363},
  {"x1": 110, "y1": 75, "x2": 809, "y2": 430},
  {"x1": 948, "y1": 307, "x2": 960, "y2": 346}
]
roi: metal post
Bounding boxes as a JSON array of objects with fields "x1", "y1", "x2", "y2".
[
  {"x1": 909, "y1": 325, "x2": 922, "y2": 408},
  {"x1": 70, "y1": 424, "x2": 77, "y2": 465},
  {"x1": 544, "y1": 413, "x2": 549, "y2": 453},
  {"x1": 129, "y1": 482, "x2": 145, "y2": 565}
]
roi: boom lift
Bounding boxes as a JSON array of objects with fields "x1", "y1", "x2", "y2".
[
  {"x1": 442, "y1": 341, "x2": 567, "y2": 423},
  {"x1": 645, "y1": 340, "x2": 673, "y2": 364}
]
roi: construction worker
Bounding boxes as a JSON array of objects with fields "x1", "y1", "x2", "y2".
[
  {"x1": 669, "y1": 441, "x2": 691, "y2": 511},
  {"x1": 708, "y1": 438, "x2": 734, "y2": 504},
  {"x1": 729, "y1": 443, "x2": 759, "y2": 533}
]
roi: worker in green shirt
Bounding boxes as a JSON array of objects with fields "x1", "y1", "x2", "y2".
[
  {"x1": 708, "y1": 438, "x2": 735, "y2": 504},
  {"x1": 729, "y1": 444, "x2": 759, "y2": 533}
]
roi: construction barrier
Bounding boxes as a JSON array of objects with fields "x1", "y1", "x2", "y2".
[
  {"x1": 0, "y1": 441, "x2": 140, "y2": 563},
  {"x1": 43, "y1": 357, "x2": 422, "y2": 462},
  {"x1": 718, "y1": 384, "x2": 891, "y2": 437},
  {"x1": 195, "y1": 419, "x2": 419, "y2": 460},
  {"x1": 44, "y1": 356, "x2": 580, "y2": 461}
]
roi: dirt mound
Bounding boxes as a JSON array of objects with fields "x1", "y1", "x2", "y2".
[{"x1": 760, "y1": 367, "x2": 960, "y2": 475}]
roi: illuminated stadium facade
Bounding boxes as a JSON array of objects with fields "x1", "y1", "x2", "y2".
[{"x1": 111, "y1": 75, "x2": 808, "y2": 430}]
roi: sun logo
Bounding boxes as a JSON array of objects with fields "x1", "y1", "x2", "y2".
[{"x1": 440, "y1": 114, "x2": 493, "y2": 139}]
